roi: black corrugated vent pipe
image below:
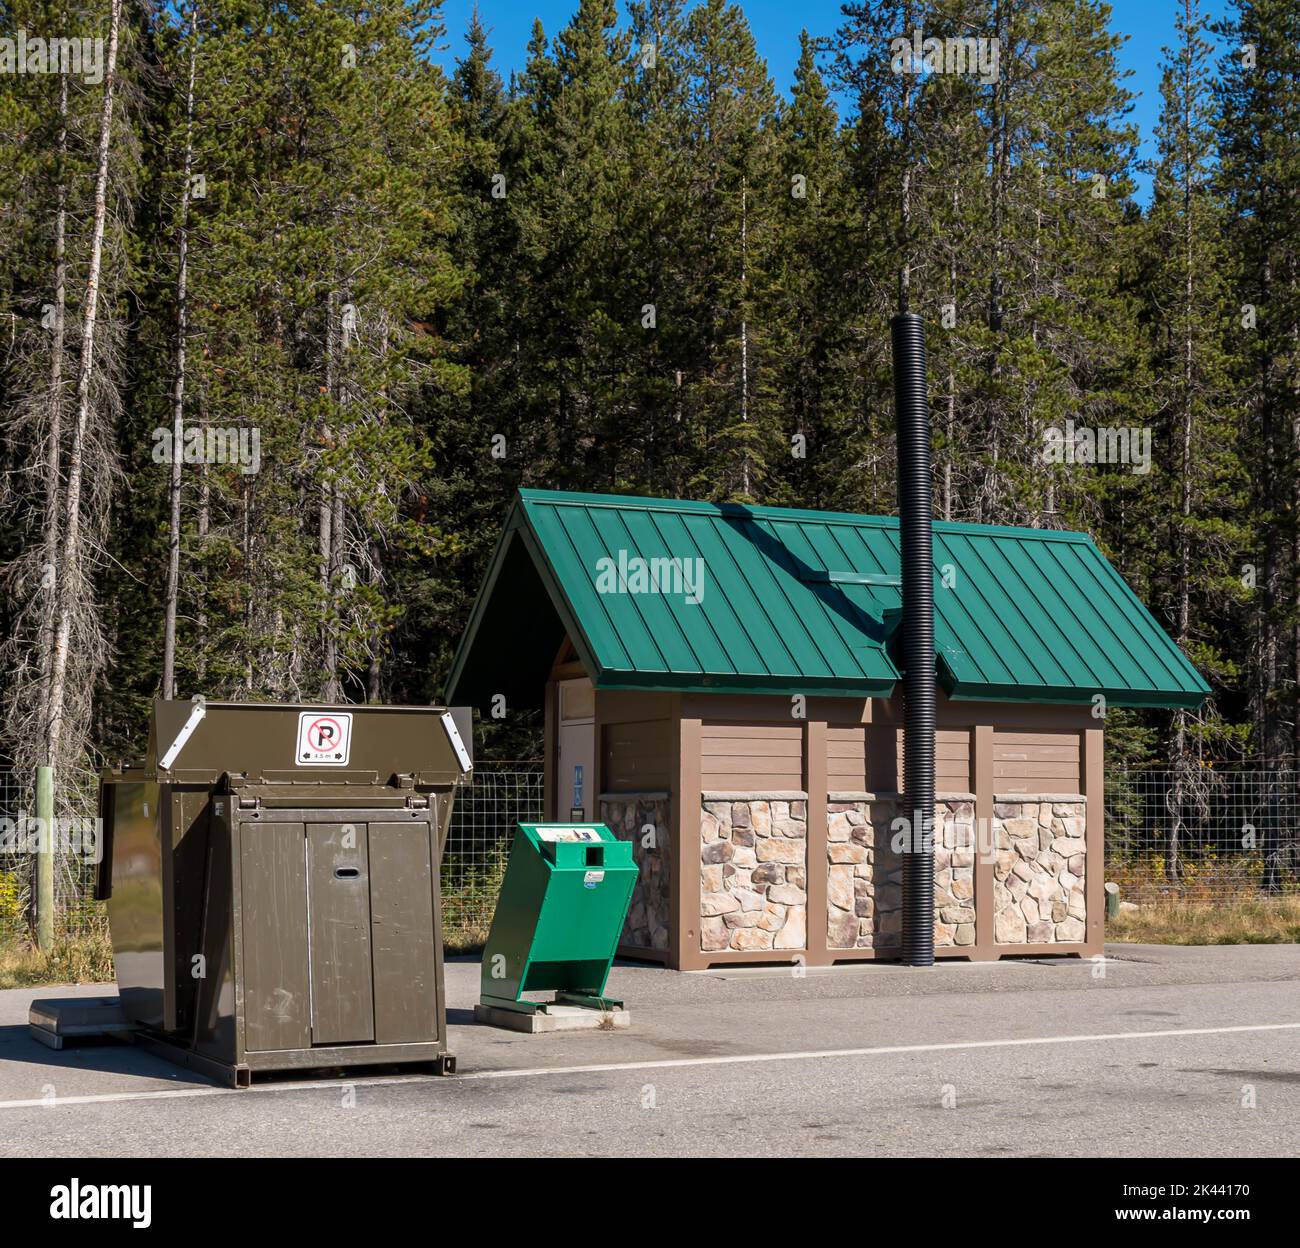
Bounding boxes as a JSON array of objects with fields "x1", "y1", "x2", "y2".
[{"x1": 891, "y1": 312, "x2": 935, "y2": 968}]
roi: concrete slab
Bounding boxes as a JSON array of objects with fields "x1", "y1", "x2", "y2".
[
  {"x1": 29, "y1": 995, "x2": 135, "y2": 1035},
  {"x1": 473, "y1": 1003, "x2": 630, "y2": 1033},
  {"x1": 28, "y1": 997, "x2": 138, "y2": 1051}
]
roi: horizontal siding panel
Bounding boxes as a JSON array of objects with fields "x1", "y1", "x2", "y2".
[
  {"x1": 603, "y1": 720, "x2": 672, "y2": 791},
  {"x1": 701, "y1": 722, "x2": 804, "y2": 740},
  {"x1": 994, "y1": 761, "x2": 1081, "y2": 779},
  {"x1": 703, "y1": 737, "x2": 804, "y2": 757},
  {"x1": 826, "y1": 759, "x2": 868, "y2": 780},
  {"x1": 702, "y1": 770, "x2": 805, "y2": 791},
  {"x1": 993, "y1": 731, "x2": 1082, "y2": 747},
  {"x1": 994, "y1": 746, "x2": 1078, "y2": 763},
  {"x1": 993, "y1": 729, "x2": 1080, "y2": 792},
  {"x1": 897, "y1": 729, "x2": 971, "y2": 792},
  {"x1": 826, "y1": 725, "x2": 867, "y2": 788},
  {"x1": 702, "y1": 719, "x2": 802, "y2": 790},
  {"x1": 827, "y1": 742, "x2": 866, "y2": 759}
]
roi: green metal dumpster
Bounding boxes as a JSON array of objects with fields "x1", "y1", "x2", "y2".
[{"x1": 480, "y1": 822, "x2": 636, "y2": 1018}]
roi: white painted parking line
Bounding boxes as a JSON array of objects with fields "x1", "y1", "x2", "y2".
[
  {"x1": 1, "y1": 1021, "x2": 1297, "y2": 1112},
  {"x1": 461, "y1": 1022, "x2": 1300, "y2": 1080},
  {"x1": 0, "y1": 1076, "x2": 435, "y2": 1111}
]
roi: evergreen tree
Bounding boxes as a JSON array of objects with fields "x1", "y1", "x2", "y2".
[
  {"x1": 1216, "y1": 0, "x2": 1300, "y2": 761},
  {"x1": 1139, "y1": 0, "x2": 1249, "y2": 765}
]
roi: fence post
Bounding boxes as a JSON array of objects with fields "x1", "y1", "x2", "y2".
[{"x1": 36, "y1": 765, "x2": 54, "y2": 953}]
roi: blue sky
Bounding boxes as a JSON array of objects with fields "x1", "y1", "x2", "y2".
[{"x1": 432, "y1": 0, "x2": 1234, "y2": 204}]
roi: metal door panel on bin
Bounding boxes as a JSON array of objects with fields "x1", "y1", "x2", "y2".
[
  {"x1": 306, "y1": 823, "x2": 375, "y2": 1046},
  {"x1": 369, "y1": 822, "x2": 438, "y2": 1044},
  {"x1": 240, "y1": 822, "x2": 311, "y2": 1052}
]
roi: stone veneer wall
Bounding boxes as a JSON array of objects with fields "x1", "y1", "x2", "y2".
[
  {"x1": 826, "y1": 799, "x2": 976, "y2": 949},
  {"x1": 934, "y1": 801, "x2": 977, "y2": 946},
  {"x1": 601, "y1": 795, "x2": 672, "y2": 951},
  {"x1": 700, "y1": 798, "x2": 808, "y2": 952},
  {"x1": 992, "y1": 799, "x2": 1087, "y2": 944},
  {"x1": 827, "y1": 796, "x2": 1087, "y2": 950},
  {"x1": 826, "y1": 800, "x2": 901, "y2": 950}
]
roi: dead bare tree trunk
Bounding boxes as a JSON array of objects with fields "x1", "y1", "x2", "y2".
[
  {"x1": 39, "y1": 70, "x2": 71, "y2": 730},
  {"x1": 321, "y1": 290, "x2": 341, "y2": 700},
  {"x1": 366, "y1": 539, "x2": 383, "y2": 703},
  {"x1": 195, "y1": 455, "x2": 209, "y2": 685},
  {"x1": 739, "y1": 176, "x2": 750, "y2": 497},
  {"x1": 46, "y1": 0, "x2": 123, "y2": 773},
  {"x1": 162, "y1": 4, "x2": 199, "y2": 700}
]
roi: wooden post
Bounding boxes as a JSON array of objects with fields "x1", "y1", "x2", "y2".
[
  {"x1": 543, "y1": 679, "x2": 557, "y2": 821},
  {"x1": 972, "y1": 724, "x2": 995, "y2": 960},
  {"x1": 36, "y1": 765, "x2": 54, "y2": 952},
  {"x1": 1083, "y1": 727, "x2": 1105, "y2": 956},
  {"x1": 804, "y1": 717, "x2": 828, "y2": 966},
  {"x1": 675, "y1": 712, "x2": 703, "y2": 970}
]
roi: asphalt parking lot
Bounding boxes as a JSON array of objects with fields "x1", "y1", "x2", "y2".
[{"x1": 1, "y1": 943, "x2": 1297, "y2": 1157}]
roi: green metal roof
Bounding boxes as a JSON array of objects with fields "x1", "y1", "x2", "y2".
[{"x1": 445, "y1": 489, "x2": 1210, "y2": 710}]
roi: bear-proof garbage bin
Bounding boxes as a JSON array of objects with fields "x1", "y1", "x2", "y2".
[
  {"x1": 95, "y1": 699, "x2": 472, "y2": 1086},
  {"x1": 479, "y1": 822, "x2": 636, "y2": 1019}
]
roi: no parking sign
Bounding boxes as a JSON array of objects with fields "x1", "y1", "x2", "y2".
[{"x1": 296, "y1": 711, "x2": 353, "y2": 765}]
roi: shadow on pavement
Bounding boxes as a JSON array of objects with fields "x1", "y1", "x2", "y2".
[{"x1": 0, "y1": 1022, "x2": 216, "y2": 1090}]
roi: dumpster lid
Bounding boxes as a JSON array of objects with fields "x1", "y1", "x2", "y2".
[{"x1": 114, "y1": 700, "x2": 472, "y2": 786}]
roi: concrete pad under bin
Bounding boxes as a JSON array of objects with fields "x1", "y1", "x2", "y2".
[
  {"x1": 474, "y1": 1003, "x2": 630, "y2": 1034},
  {"x1": 29, "y1": 997, "x2": 138, "y2": 1050}
]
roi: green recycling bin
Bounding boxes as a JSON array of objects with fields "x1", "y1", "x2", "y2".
[{"x1": 480, "y1": 823, "x2": 637, "y2": 1016}]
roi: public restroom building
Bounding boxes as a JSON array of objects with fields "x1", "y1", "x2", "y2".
[{"x1": 447, "y1": 489, "x2": 1208, "y2": 971}]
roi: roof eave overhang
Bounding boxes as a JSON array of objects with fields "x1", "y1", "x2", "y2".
[
  {"x1": 594, "y1": 672, "x2": 898, "y2": 698},
  {"x1": 943, "y1": 682, "x2": 1208, "y2": 710}
]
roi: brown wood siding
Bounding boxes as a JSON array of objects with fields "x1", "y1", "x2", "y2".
[
  {"x1": 873, "y1": 692, "x2": 1094, "y2": 733},
  {"x1": 896, "y1": 729, "x2": 971, "y2": 792},
  {"x1": 700, "y1": 720, "x2": 803, "y2": 790},
  {"x1": 602, "y1": 719, "x2": 672, "y2": 791},
  {"x1": 992, "y1": 730, "x2": 1080, "y2": 793},
  {"x1": 826, "y1": 725, "x2": 867, "y2": 789}
]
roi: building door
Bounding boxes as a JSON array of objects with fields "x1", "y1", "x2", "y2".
[{"x1": 556, "y1": 677, "x2": 595, "y2": 821}]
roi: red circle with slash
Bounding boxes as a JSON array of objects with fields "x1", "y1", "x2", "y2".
[{"x1": 306, "y1": 717, "x2": 344, "y2": 751}]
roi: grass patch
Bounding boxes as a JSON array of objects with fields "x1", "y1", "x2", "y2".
[
  {"x1": 440, "y1": 838, "x2": 508, "y2": 958},
  {"x1": 443, "y1": 923, "x2": 489, "y2": 957},
  {"x1": 0, "y1": 920, "x2": 115, "y2": 989},
  {"x1": 1106, "y1": 895, "x2": 1300, "y2": 945}
]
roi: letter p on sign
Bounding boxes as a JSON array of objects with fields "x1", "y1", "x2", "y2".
[{"x1": 296, "y1": 712, "x2": 353, "y2": 765}]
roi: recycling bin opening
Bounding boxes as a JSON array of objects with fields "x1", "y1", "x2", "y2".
[{"x1": 476, "y1": 822, "x2": 637, "y2": 1033}]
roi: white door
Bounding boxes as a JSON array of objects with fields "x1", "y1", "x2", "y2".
[{"x1": 556, "y1": 678, "x2": 595, "y2": 821}]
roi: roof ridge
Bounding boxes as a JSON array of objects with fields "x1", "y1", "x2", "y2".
[{"x1": 517, "y1": 488, "x2": 1093, "y2": 543}]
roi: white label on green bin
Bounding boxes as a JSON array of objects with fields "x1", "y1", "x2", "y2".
[
  {"x1": 584, "y1": 870, "x2": 605, "y2": 887},
  {"x1": 537, "y1": 827, "x2": 601, "y2": 842}
]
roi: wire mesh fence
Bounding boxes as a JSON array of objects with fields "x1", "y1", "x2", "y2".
[
  {"x1": 1104, "y1": 759, "x2": 1300, "y2": 903},
  {"x1": 5, "y1": 757, "x2": 1297, "y2": 942},
  {"x1": 441, "y1": 761, "x2": 545, "y2": 947},
  {"x1": 0, "y1": 768, "x2": 26, "y2": 936},
  {"x1": 0, "y1": 766, "x2": 104, "y2": 937},
  {"x1": 1, "y1": 761, "x2": 548, "y2": 947}
]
